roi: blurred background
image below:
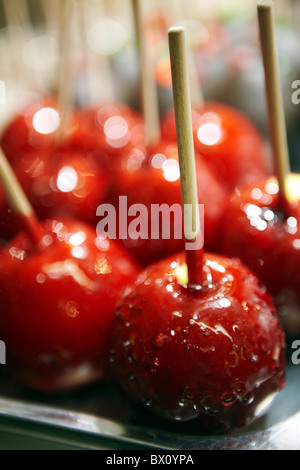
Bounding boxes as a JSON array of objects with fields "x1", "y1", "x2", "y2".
[{"x1": 0, "y1": 0, "x2": 299, "y2": 169}]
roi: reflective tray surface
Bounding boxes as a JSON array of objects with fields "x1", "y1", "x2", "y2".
[{"x1": 0, "y1": 339, "x2": 299, "y2": 450}]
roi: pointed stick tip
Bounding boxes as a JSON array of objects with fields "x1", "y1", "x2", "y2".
[
  {"x1": 168, "y1": 25, "x2": 185, "y2": 36},
  {"x1": 257, "y1": 1, "x2": 273, "y2": 10}
]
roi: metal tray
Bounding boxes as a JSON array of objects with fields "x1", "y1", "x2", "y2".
[{"x1": 0, "y1": 337, "x2": 299, "y2": 450}]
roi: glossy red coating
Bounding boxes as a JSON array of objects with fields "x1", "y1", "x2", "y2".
[
  {"x1": 107, "y1": 251, "x2": 285, "y2": 432},
  {"x1": 0, "y1": 98, "x2": 146, "y2": 176},
  {"x1": 0, "y1": 146, "x2": 108, "y2": 241},
  {"x1": 219, "y1": 177, "x2": 300, "y2": 334},
  {"x1": 12, "y1": 147, "x2": 107, "y2": 224},
  {"x1": 0, "y1": 187, "x2": 21, "y2": 240},
  {"x1": 0, "y1": 96, "x2": 68, "y2": 163},
  {"x1": 69, "y1": 103, "x2": 147, "y2": 172},
  {"x1": 0, "y1": 219, "x2": 140, "y2": 392},
  {"x1": 106, "y1": 140, "x2": 226, "y2": 266},
  {"x1": 161, "y1": 102, "x2": 270, "y2": 191}
]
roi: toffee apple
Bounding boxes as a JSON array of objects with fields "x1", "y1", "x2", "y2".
[
  {"x1": 69, "y1": 103, "x2": 147, "y2": 173},
  {"x1": 0, "y1": 148, "x2": 140, "y2": 392},
  {"x1": 0, "y1": 218, "x2": 140, "y2": 392},
  {"x1": 104, "y1": 0, "x2": 225, "y2": 265},
  {"x1": 220, "y1": 175, "x2": 300, "y2": 334},
  {"x1": 12, "y1": 146, "x2": 108, "y2": 224},
  {"x1": 107, "y1": 251, "x2": 285, "y2": 430},
  {"x1": 161, "y1": 101, "x2": 270, "y2": 192},
  {"x1": 0, "y1": 145, "x2": 108, "y2": 240},
  {"x1": 106, "y1": 26, "x2": 285, "y2": 432},
  {"x1": 106, "y1": 140, "x2": 226, "y2": 266},
  {"x1": 0, "y1": 95, "x2": 65, "y2": 163},
  {"x1": 221, "y1": 1, "x2": 300, "y2": 334}
]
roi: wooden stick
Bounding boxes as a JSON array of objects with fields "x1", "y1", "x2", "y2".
[
  {"x1": 74, "y1": 0, "x2": 90, "y2": 106},
  {"x1": 131, "y1": 0, "x2": 161, "y2": 146},
  {"x1": 55, "y1": 0, "x2": 75, "y2": 142},
  {"x1": 0, "y1": 149, "x2": 41, "y2": 243},
  {"x1": 168, "y1": 26, "x2": 203, "y2": 286},
  {"x1": 3, "y1": 0, "x2": 32, "y2": 89},
  {"x1": 3, "y1": 0, "x2": 46, "y2": 93},
  {"x1": 167, "y1": 1, "x2": 204, "y2": 108},
  {"x1": 257, "y1": 0, "x2": 290, "y2": 203},
  {"x1": 40, "y1": 0, "x2": 61, "y2": 34},
  {"x1": 290, "y1": 0, "x2": 300, "y2": 35}
]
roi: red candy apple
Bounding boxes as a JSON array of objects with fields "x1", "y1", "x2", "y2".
[
  {"x1": 105, "y1": 26, "x2": 285, "y2": 433},
  {"x1": 0, "y1": 187, "x2": 20, "y2": 240},
  {"x1": 12, "y1": 147, "x2": 108, "y2": 224},
  {"x1": 0, "y1": 96, "x2": 146, "y2": 179},
  {"x1": 219, "y1": 174, "x2": 300, "y2": 334},
  {"x1": 0, "y1": 95, "x2": 69, "y2": 163},
  {"x1": 219, "y1": 1, "x2": 300, "y2": 335},
  {"x1": 161, "y1": 101, "x2": 270, "y2": 192},
  {"x1": 105, "y1": 140, "x2": 226, "y2": 266},
  {"x1": 0, "y1": 218, "x2": 140, "y2": 392},
  {"x1": 69, "y1": 103, "x2": 147, "y2": 173},
  {"x1": 0, "y1": 146, "x2": 108, "y2": 241},
  {"x1": 107, "y1": 252, "x2": 285, "y2": 431}
]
